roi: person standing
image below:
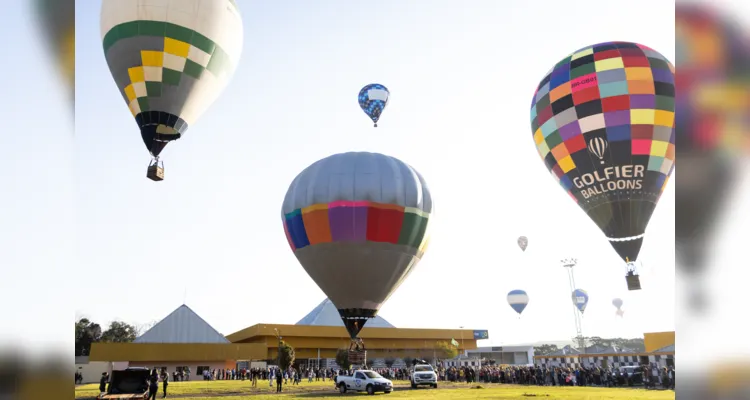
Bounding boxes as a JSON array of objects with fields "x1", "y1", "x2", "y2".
[
  {"x1": 148, "y1": 369, "x2": 159, "y2": 400},
  {"x1": 99, "y1": 372, "x2": 109, "y2": 393},
  {"x1": 276, "y1": 368, "x2": 283, "y2": 392},
  {"x1": 160, "y1": 368, "x2": 169, "y2": 398}
]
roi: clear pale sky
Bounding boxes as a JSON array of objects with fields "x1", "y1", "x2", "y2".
[{"x1": 69, "y1": 0, "x2": 677, "y2": 346}]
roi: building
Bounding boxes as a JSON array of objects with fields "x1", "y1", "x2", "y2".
[
  {"x1": 462, "y1": 345, "x2": 535, "y2": 366},
  {"x1": 90, "y1": 300, "x2": 484, "y2": 378},
  {"x1": 227, "y1": 298, "x2": 483, "y2": 369},
  {"x1": 533, "y1": 331, "x2": 675, "y2": 370},
  {"x1": 75, "y1": 356, "x2": 110, "y2": 384},
  {"x1": 90, "y1": 304, "x2": 266, "y2": 380}
]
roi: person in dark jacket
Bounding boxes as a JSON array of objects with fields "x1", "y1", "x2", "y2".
[
  {"x1": 160, "y1": 368, "x2": 169, "y2": 398},
  {"x1": 276, "y1": 368, "x2": 283, "y2": 392},
  {"x1": 148, "y1": 369, "x2": 159, "y2": 400},
  {"x1": 99, "y1": 372, "x2": 109, "y2": 393}
]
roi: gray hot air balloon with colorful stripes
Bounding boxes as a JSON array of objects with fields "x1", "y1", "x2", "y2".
[{"x1": 282, "y1": 152, "x2": 434, "y2": 339}]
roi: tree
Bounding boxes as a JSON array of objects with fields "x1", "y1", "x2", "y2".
[
  {"x1": 336, "y1": 349, "x2": 351, "y2": 371},
  {"x1": 435, "y1": 341, "x2": 459, "y2": 360},
  {"x1": 75, "y1": 318, "x2": 102, "y2": 356},
  {"x1": 101, "y1": 321, "x2": 138, "y2": 343},
  {"x1": 384, "y1": 358, "x2": 396, "y2": 368},
  {"x1": 134, "y1": 320, "x2": 158, "y2": 337},
  {"x1": 278, "y1": 340, "x2": 295, "y2": 370},
  {"x1": 533, "y1": 344, "x2": 559, "y2": 356},
  {"x1": 402, "y1": 357, "x2": 413, "y2": 368}
]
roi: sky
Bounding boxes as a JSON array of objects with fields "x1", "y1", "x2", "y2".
[{"x1": 65, "y1": 0, "x2": 681, "y2": 347}]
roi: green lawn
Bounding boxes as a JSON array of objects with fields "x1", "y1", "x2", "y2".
[{"x1": 76, "y1": 379, "x2": 675, "y2": 399}]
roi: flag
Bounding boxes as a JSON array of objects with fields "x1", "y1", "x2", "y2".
[{"x1": 451, "y1": 338, "x2": 459, "y2": 347}]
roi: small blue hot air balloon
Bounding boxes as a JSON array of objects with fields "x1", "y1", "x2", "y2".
[
  {"x1": 358, "y1": 84, "x2": 390, "y2": 127},
  {"x1": 507, "y1": 290, "x2": 529, "y2": 315},
  {"x1": 571, "y1": 289, "x2": 589, "y2": 314}
]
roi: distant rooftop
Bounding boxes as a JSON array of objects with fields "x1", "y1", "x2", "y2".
[
  {"x1": 296, "y1": 299, "x2": 395, "y2": 328},
  {"x1": 134, "y1": 304, "x2": 230, "y2": 344}
]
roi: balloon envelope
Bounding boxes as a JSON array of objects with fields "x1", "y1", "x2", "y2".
[
  {"x1": 358, "y1": 84, "x2": 390, "y2": 126},
  {"x1": 282, "y1": 152, "x2": 433, "y2": 338},
  {"x1": 100, "y1": 0, "x2": 244, "y2": 157},
  {"x1": 517, "y1": 236, "x2": 528, "y2": 251},
  {"x1": 507, "y1": 290, "x2": 529, "y2": 314},
  {"x1": 612, "y1": 298, "x2": 623, "y2": 309},
  {"x1": 530, "y1": 42, "x2": 675, "y2": 263},
  {"x1": 572, "y1": 289, "x2": 589, "y2": 313}
]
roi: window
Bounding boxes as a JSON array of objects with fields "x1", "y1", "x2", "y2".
[
  {"x1": 197, "y1": 366, "x2": 210, "y2": 375},
  {"x1": 354, "y1": 372, "x2": 365, "y2": 380}
]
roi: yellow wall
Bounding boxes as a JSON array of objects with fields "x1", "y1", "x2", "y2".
[
  {"x1": 644, "y1": 331, "x2": 675, "y2": 353},
  {"x1": 90, "y1": 343, "x2": 267, "y2": 362},
  {"x1": 228, "y1": 324, "x2": 477, "y2": 343}
]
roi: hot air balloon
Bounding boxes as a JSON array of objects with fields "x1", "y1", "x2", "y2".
[
  {"x1": 507, "y1": 290, "x2": 529, "y2": 315},
  {"x1": 282, "y1": 152, "x2": 433, "y2": 345},
  {"x1": 36, "y1": 0, "x2": 74, "y2": 98},
  {"x1": 612, "y1": 298, "x2": 624, "y2": 317},
  {"x1": 571, "y1": 289, "x2": 589, "y2": 314},
  {"x1": 358, "y1": 84, "x2": 390, "y2": 127},
  {"x1": 101, "y1": 0, "x2": 244, "y2": 181},
  {"x1": 530, "y1": 42, "x2": 675, "y2": 290},
  {"x1": 675, "y1": 4, "x2": 750, "y2": 311},
  {"x1": 612, "y1": 298, "x2": 623, "y2": 309},
  {"x1": 517, "y1": 236, "x2": 528, "y2": 251}
]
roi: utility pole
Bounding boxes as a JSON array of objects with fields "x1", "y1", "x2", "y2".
[{"x1": 561, "y1": 258, "x2": 585, "y2": 353}]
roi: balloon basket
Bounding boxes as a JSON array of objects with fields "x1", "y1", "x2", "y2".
[
  {"x1": 625, "y1": 272, "x2": 641, "y2": 291},
  {"x1": 147, "y1": 165, "x2": 164, "y2": 181},
  {"x1": 348, "y1": 349, "x2": 366, "y2": 366},
  {"x1": 147, "y1": 159, "x2": 164, "y2": 181}
]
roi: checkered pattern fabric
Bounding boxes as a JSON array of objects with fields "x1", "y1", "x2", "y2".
[
  {"x1": 103, "y1": 20, "x2": 235, "y2": 152},
  {"x1": 529, "y1": 42, "x2": 676, "y2": 261},
  {"x1": 358, "y1": 84, "x2": 390, "y2": 125}
]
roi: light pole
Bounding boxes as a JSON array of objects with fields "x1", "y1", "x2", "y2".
[{"x1": 561, "y1": 258, "x2": 585, "y2": 352}]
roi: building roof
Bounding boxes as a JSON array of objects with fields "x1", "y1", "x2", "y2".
[
  {"x1": 134, "y1": 304, "x2": 230, "y2": 344},
  {"x1": 296, "y1": 298, "x2": 395, "y2": 328},
  {"x1": 652, "y1": 344, "x2": 675, "y2": 353},
  {"x1": 583, "y1": 344, "x2": 638, "y2": 354},
  {"x1": 544, "y1": 345, "x2": 582, "y2": 357},
  {"x1": 469, "y1": 345, "x2": 534, "y2": 353}
]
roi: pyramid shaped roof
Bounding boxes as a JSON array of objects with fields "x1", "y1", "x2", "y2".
[
  {"x1": 134, "y1": 305, "x2": 230, "y2": 344},
  {"x1": 296, "y1": 298, "x2": 395, "y2": 328}
]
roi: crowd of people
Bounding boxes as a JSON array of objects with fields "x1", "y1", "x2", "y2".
[
  {"x1": 438, "y1": 364, "x2": 675, "y2": 390},
  {"x1": 93, "y1": 362, "x2": 673, "y2": 393}
]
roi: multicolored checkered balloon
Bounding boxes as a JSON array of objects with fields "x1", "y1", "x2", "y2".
[
  {"x1": 358, "y1": 84, "x2": 390, "y2": 127},
  {"x1": 530, "y1": 42, "x2": 675, "y2": 264}
]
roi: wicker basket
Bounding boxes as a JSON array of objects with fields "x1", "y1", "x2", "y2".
[
  {"x1": 626, "y1": 273, "x2": 641, "y2": 291},
  {"x1": 147, "y1": 165, "x2": 164, "y2": 181},
  {"x1": 348, "y1": 349, "x2": 367, "y2": 365}
]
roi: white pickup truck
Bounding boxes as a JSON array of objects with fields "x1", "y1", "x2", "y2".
[
  {"x1": 335, "y1": 370, "x2": 393, "y2": 395},
  {"x1": 410, "y1": 364, "x2": 438, "y2": 388}
]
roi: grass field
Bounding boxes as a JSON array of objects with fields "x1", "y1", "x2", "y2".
[{"x1": 76, "y1": 379, "x2": 675, "y2": 399}]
